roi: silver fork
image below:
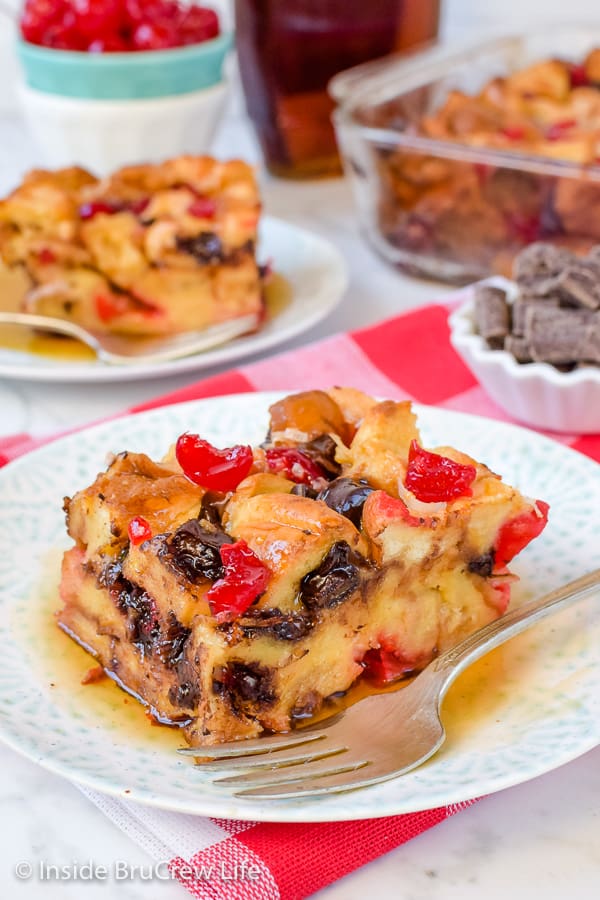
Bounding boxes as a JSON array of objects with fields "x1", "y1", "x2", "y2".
[
  {"x1": 0, "y1": 311, "x2": 259, "y2": 365},
  {"x1": 178, "y1": 567, "x2": 600, "y2": 799}
]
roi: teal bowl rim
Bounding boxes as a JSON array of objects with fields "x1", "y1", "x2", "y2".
[
  {"x1": 16, "y1": 32, "x2": 232, "y2": 99},
  {"x1": 16, "y1": 31, "x2": 232, "y2": 66}
]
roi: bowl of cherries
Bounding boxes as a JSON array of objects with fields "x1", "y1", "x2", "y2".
[{"x1": 16, "y1": 0, "x2": 232, "y2": 171}]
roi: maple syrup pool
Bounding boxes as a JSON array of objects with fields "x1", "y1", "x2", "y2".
[{"x1": 0, "y1": 271, "x2": 292, "y2": 363}]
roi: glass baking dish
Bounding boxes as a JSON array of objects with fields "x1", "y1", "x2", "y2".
[{"x1": 331, "y1": 29, "x2": 600, "y2": 284}]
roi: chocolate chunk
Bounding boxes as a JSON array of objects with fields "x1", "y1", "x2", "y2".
[
  {"x1": 198, "y1": 491, "x2": 228, "y2": 527},
  {"x1": 213, "y1": 661, "x2": 275, "y2": 707},
  {"x1": 167, "y1": 657, "x2": 200, "y2": 708},
  {"x1": 468, "y1": 552, "x2": 495, "y2": 578},
  {"x1": 300, "y1": 541, "x2": 364, "y2": 610},
  {"x1": 580, "y1": 313, "x2": 600, "y2": 364},
  {"x1": 155, "y1": 611, "x2": 191, "y2": 668},
  {"x1": 511, "y1": 297, "x2": 559, "y2": 336},
  {"x1": 115, "y1": 581, "x2": 160, "y2": 659},
  {"x1": 525, "y1": 305, "x2": 595, "y2": 365},
  {"x1": 299, "y1": 434, "x2": 342, "y2": 478},
  {"x1": 513, "y1": 242, "x2": 574, "y2": 293},
  {"x1": 504, "y1": 334, "x2": 533, "y2": 363},
  {"x1": 474, "y1": 285, "x2": 510, "y2": 348},
  {"x1": 504, "y1": 243, "x2": 600, "y2": 369},
  {"x1": 291, "y1": 483, "x2": 319, "y2": 499},
  {"x1": 317, "y1": 477, "x2": 374, "y2": 528},
  {"x1": 511, "y1": 299, "x2": 529, "y2": 337},
  {"x1": 176, "y1": 232, "x2": 223, "y2": 263},
  {"x1": 557, "y1": 265, "x2": 600, "y2": 310},
  {"x1": 169, "y1": 679, "x2": 199, "y2": 709},
  {"x1": 268, "y1": 616, "x2": 312, "y2": 641},
  {"x1": 165, "y1": 518, "x2": 233, "y2": 583},
  {"x1": 291, "y1": 692, "x2": 321, "y2": 720},
  {"x1": 234, "y1": 608, "x2": 314, "y2": 642},
  {"x1": 97, "y1": 548, "x2": 127, "y2": 590},
  {"x1": 519, "y1": 276, "x2": 565, "y2": 299}
]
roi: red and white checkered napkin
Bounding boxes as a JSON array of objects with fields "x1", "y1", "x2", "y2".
[
  {"x1": 2, "y1": 300, "x2": 599, "y2": 900},
  {"x1": 78, "y1": 787, "x2": 475, "y2": 899}
]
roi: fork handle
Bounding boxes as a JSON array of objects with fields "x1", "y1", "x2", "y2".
[{"x1": 431, "y1": 567, "x2": 600, "y2": 695}]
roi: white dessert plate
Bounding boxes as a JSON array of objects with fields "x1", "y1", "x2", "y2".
[
  {"x1": 0, "y1": 393, "x2": 598, "y2": 822},
  {"x1": 0, "y1": 217, "x2": 347, "y2": 383}
]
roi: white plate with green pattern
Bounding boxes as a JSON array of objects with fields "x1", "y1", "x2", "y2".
[
  {"x1": 0, "y1": 217, "x2": 347, "y2": 383},
  {"x1": 0, "y1": 393, "x2": 598, "y2": 822}
]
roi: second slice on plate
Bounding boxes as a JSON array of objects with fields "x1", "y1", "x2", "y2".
[{"x1": 0, "y1": 155, "x2": 263, "y2": 337}]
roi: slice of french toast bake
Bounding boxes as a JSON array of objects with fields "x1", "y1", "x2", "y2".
[
  {"x1": 0, "y1": 156, "x2": 263, "y2": 337},
  {"x1": 59, "y1": 389, "x2": 549, "y2": 746}
]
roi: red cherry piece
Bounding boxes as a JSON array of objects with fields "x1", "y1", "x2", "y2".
[
  {"x1": 488, "y1": 576, "x2": 512, "y2": 614},
  {"x1": 494, "y1": 500, "x2": 549, "y2": 566},
  {"x1": 404, "y1": 440, "x2": 477, "y2": 503},
  {"x1": 88, "y1": 35, "x2": 130, "y2": 52},
  {"x1": 95, "y1": 292, "x2": 131, "y2": 322},
  {"x1": 570, "y1": 64, "x2": 589, "y2": 87},
  {"x1": 79, "y1": 200, "x2": 123, "y2": 220},
  {"x1": 123, "y1": 0, "x2": 147, "y2": 26},
  {"x1": 128, "y1": 196, "x2": 150, "y2": 215},
  {"x1": 20, "y1": 0, "x2": 66, "y2": 45},
  {"x1": 175, "y1": 434, "x2": 253, "y2": 492},
  {"x1": 265, "y1": 447, "x2": 325, "y2": 487},
  {"x1": 361, "y1": 647, "x2": 415, "y2": 685},
  {"x1": 72, "y1": 0, "x2": 124, "y2": 41},
  {"x1": 21, "y1": 0, "x2": 220, "y2": 51},
  {"x1": 43, "y1": 11, "x2": 87, "y2": 50},
  {"x1": 206, "y1": 540, "x2": 271, "y2": 623},
  {"x1": 473, "y1": 163, "x2": 491, "y2": 186},
  {"x1": 178, "y1": 5, "x2": 219, "y2": 44},
  {"x1": 130, "y1": 293, "x2": 163, "y2": 318},
  {"x1": 37, "y1": 247, "x2": 56, "y2": 264},
  {"x1": 128, "y1": 515, "x2": 152, "y2": 546},
  {"x1": 255, "y1": 294, "x2": 268, "y2": 327},
  {"x1": 132, "y1": 21, "x2": 177, "y2": 50},
  {"x1": 187, "y1": 196, "x2": 217, "y2": 219},
  {"x1": 500, "y1": 125, "x2": 526, "y2": 141},
  {"x1": 125, "y1": 0, "x2": 175, "y2": 28},
  {"x1": 546, "y1": 119, "x2": 577, "y2": 141},
  {"x1": 505, "y1": 211, "x2": 541, "y2": 243},
  {"x1": 374, "y1": 490, "x2": 432, "y2": 527}
]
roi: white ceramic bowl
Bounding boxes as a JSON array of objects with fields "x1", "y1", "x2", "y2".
[
  {"x1": 17, "y1": 78, "x2": 229, "y2": 175},
  {"x1": 449, "y1": 277, "x2": 600, "y2": 434}
]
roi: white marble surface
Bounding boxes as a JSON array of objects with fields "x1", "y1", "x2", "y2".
[{"x1": 1, "y1": 11, "x2": 600, "y2": 898}]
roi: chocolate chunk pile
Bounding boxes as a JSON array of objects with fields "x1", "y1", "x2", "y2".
[{"x1": 474, "y1": 243, "x2": 600, "y2": 369}]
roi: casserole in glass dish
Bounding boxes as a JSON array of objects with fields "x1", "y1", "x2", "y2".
[{"x1": 332, "y1": 30, "x2": 600, "y2": 284}]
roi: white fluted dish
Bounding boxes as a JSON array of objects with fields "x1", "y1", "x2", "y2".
[{"x1": 449, "y1": 277, "x2": 600, "y2": 434}]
